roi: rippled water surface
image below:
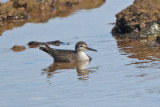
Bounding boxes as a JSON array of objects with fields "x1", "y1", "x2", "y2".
[{"x1": 1, "y1": 0, "x2": 160, "y2": 107}]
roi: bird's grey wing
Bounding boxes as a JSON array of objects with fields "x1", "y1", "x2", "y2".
[
  {"x1": 39, "y1": 44, "x2": 76, "y2": 62},
  {"x1": 53, "y1": 50, "x2": 76, "y2": 62}
]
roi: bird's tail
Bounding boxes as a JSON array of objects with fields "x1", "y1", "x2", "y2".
[
  {"x1": 39, "y1": 47, "x2": 49, "y2": 54},
  {"x1": 39, "y1": 44, "x2": 55, "y2": 58}
]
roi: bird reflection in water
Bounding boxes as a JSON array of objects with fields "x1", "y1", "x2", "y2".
[{"x1": 41, "y1": 61, "x2": 96, "y2": 80}]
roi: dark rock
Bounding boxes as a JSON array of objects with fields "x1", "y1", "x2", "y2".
[
  {"x1": 156, "y1": 36, "x2": 160, "y2": 43},
  {"x1": 47, "y1": 40, "x2": 64, "y2": 46},
  {"x1": 28, "y1": 40, "x2": 67, "y2": 48},
  {"x1": 112, "y1": 0, "x2": 160, "y2": 37},
  {"x1": 65, "y1": 1, "x2": 73, "y2": 7},
  {"x1": 28, "y1": 41, "x2": 44, "y2": 45},
  {"x1": 28, "y1": 41, "x2": 45, "y2": 48}
]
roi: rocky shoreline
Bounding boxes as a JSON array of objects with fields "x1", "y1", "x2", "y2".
[
  {"x1": 1, "y1": 0, "x2": 160, "y2": 40},
  {"x1": 112, "y1": 0, "x2": 160, "y2": 39},
  {"x1": 0, "y1": 0, "x2": 105, "y2": 35}
]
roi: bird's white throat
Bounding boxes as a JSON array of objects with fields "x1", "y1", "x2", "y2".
[{"x1": 77, "y1": 51, "x2": 90, "y2": 61}]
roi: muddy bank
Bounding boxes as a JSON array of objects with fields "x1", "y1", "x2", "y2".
[
  {"x1": 112, "y1": 0, "x2": 160, "y2": 38},
  {"x1": 0, "y1": 0, "x2": 105, "y2": 35}
]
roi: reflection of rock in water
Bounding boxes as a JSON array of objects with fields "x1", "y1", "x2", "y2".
[
  {"x1": 0, "y1": 0, "x2": 105, "y2": 35},
  {"x1": 41, "y1": 61, "x2": 95, "y2": 80},
  {"x1": 115, "y1": 37, "x2": 160, "y2": 67}
]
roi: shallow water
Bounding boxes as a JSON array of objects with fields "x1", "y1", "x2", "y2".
[
  {"x1": 0, "y1": 0, "x2": 8, "y2": 2},
  {"x1": 1, "y1": 0, "x2": 160, "y2": 107}
]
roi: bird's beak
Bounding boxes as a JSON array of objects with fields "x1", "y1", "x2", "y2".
[{"x1": 87, "y1": 47, "x2": 97, "y2": 52}]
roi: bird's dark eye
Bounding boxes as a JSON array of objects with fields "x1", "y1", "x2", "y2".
[{"x1": 80, "y1": 45, "x2": 83, "y2": 47}]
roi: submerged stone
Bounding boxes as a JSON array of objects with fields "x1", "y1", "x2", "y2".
[
  {"x1": 28, "y1": 40, "x2": 67, "y2": 48},
  {"x1": 11, "y1": 45, "x2": 26, "y2": 52}
]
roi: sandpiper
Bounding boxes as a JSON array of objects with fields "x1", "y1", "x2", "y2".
[{"x1": 39, "y1": 41, "x2": 97, "y2": 62}]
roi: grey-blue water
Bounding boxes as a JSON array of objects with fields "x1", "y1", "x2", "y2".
[
  {"x1": 1, "y1": 0, "x2": 160, "y2": 106},
  {"x1": 0, "y1": 0, "x2": 8, "y2": 3}
]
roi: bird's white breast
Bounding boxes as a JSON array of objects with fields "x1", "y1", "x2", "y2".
[{"x1": 77, "y1": 51, "x2": 90, "y2": 61}]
